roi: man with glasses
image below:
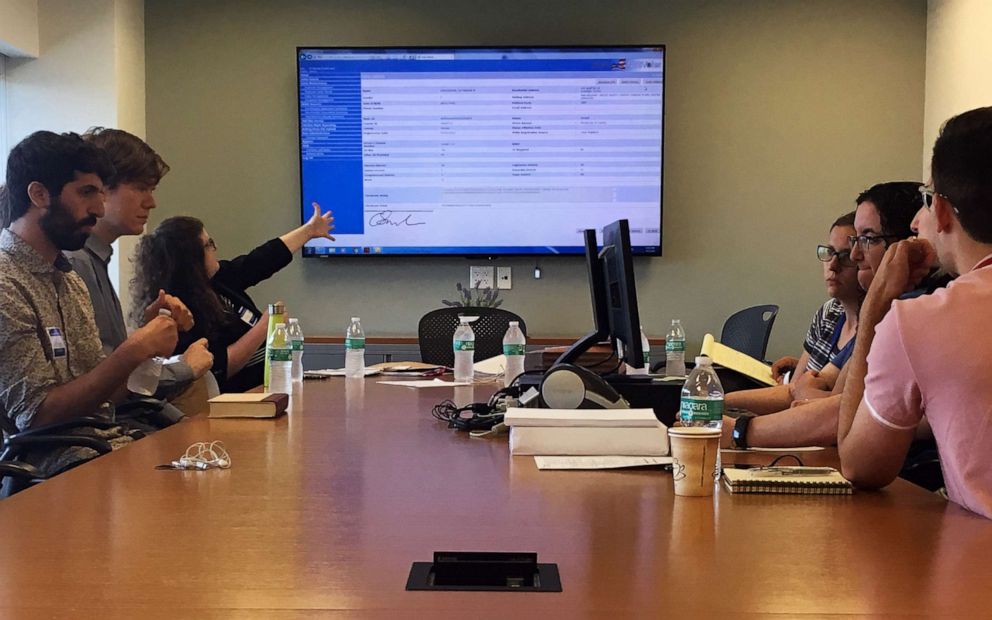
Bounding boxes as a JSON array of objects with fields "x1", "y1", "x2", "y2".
[
  {"x1": 728, "y1": 212, "x2": 862, "y2": 416},
  {"x1": 722, "y1": 182, "x2": 920, "y2": 449},
  {"x1": 839, "y1": 107, "x2": 992, "y2": 518}
]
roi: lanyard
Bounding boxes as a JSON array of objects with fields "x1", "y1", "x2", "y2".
[{"x1": 827, "y1": 312, "x2": 846, "y2": 353}]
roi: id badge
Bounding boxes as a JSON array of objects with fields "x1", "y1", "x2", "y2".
[
  {"x1": 47, "y1": 327, "x2": 67, "y2": 358},
  {"x1": 239, "y1": 307, "x2": 259, "y2": 327}
]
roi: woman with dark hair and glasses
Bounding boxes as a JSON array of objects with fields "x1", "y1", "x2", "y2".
[
  {"x1": 728, "y1": 212, "x2": 862, "y2": 416},
  {"x1": 131, "y1": 205, "x2": 333, "y2": 392}
]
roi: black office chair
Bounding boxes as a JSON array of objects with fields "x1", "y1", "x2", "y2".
[
  {"x1": 720, "y1": 304, "x2": 779, "y2": 361},
  {"x1": 0, "y1": 416, "x2": 118, "y2": 497},
  {"x1": 418, "y1": 307, "x2": 527, "y2": 367},
  {"x1": 0, "y1": 398, "x2": 166, "y2": 497}
]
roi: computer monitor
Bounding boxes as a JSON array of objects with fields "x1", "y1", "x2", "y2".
[
  {"x1": 555, "y1": 220, "x2": 644, "y2": 369},
  {"x1": 601, "y1": 219, "x2": 644, "y2": 369}
]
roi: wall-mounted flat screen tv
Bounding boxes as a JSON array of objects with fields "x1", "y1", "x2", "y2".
[{"x1": 297, "y1": 45, "x2": 664, "y2": 256}]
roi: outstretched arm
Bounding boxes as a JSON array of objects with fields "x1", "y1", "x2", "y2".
[{"x1": 280, "y1": 202, "x2": 335, "y2": 253}]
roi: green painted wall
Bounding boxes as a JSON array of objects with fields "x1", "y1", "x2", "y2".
[{"x1": 144, "y1": 0, "x2": 925, "y2": 358}]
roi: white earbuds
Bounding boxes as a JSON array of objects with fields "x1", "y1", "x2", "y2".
[{"x1": 172, "y1": 441, "x2": 232, "y2": 470}]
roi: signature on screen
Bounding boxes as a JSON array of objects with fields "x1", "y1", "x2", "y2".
[{"x1": 368, "y1": 210, "x2": 428, "y2": 227}]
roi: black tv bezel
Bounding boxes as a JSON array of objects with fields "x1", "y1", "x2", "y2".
[{"x1": 296, "y1": 44, "x2": 665, "y2": 258}]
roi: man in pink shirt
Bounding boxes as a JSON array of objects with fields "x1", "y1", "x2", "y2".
[{"x1": 839, "y1": 106, "x2": 992, "y2": 519}]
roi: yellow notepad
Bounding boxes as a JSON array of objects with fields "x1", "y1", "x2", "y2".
[
  {"x1": 721, "y1": 466, "x2": 853, "y2": 495},
  {"x1": 700, "y1": 333, "x2": 776, "y2": 386}
]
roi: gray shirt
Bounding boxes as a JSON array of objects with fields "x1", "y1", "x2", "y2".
[{"x1": 65, "y1": 236, "x2": 194, "y2": 399}]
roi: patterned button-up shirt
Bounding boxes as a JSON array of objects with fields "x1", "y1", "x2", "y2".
[{"x1": 0, "y1": 228, "x2": 110, "y2": 431}]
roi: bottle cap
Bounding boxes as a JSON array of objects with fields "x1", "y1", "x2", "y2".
[
  {"x1": 351, "y1": 317, "x2": 360, "y2": 322},
  {"x1": 509, "y1": 321, "x2": 518, "y2": 326},
  {"x1": 288, "y1": 318, "x2": 299, "y2": 324},
  {"x1": 158, "y1": 308, "x2": 172, "y2": 318},
  {"x1": 269, "y1": 302, "x2": 286, "y2": 315},
  {"x1": 275, "y1": 322, "x2": 286, "y2": 328},
  {"x1": 695, "y1": 355, "x2": 711, "y2": 366}
]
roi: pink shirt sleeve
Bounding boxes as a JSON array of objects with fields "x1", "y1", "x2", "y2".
[{"x1": 863, "y1": 304, "x2": 923, "y2": 430}]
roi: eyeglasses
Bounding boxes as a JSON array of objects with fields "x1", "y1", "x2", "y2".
[
  {"x1": 204, "y1": 238, "x2": 217, "y2": 251},
  {"x1": 847, "y1": 234, "x2": 902, "y2": 252},
  {"x1": 816, "y1": 245, "x2": 855, "y2": 267},
  {"x1": 919, "y1": 185, "x2": 960, "y2": 214}
]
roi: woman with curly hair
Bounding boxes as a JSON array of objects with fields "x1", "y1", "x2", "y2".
[{"x1": 131, "y1": 205, "x2": 333, "y2": 392}]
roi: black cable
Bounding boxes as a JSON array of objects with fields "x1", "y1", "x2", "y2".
[{"x1": 768, "y1": 454, "x2": 805, "y2": 467}]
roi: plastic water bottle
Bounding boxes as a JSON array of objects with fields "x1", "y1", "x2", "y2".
[
  {"x1": 345, "y1": 317, "x2": 366, "y2": 378},
  {"x1": 679, "y1": 356, "x2": 724, "y2": 429},
  {"x1": 626, "y1": 325, "x2": 651, "y2": 375},
  {"x1": 665, "y1": 319, "x2": 686, "y2": 377},
  {"x1": 288, "y1": 318, "x2": 304, "y2": 383},
  {"x1": 127, "y1": 308, "x2": 171, "y2": 396},
  {"x1": 453, "y1": 316, "x2": 476, "y2": 382},
  {"x1": 502, "y1": 321, "x2": 526, "y2": 387},
  {"x1": 267, "y1": 323, "x2": 292, "y2": 394}
]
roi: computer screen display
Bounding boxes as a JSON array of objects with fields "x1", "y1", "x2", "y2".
[{"x1": 297, "y1": 46, "x2": 665, "y2": 256}]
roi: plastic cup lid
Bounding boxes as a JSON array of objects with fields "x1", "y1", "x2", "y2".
[{"x1": 668, "y1": 426, "x2": 721, "y2": 437}]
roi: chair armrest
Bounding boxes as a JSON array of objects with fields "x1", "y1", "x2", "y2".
[
  {"x1": 0, "y1": 460, "x2": 45, "y2": 481},
  {"x1": 4, "y1": 434, "x2": 113, "y2": 456},
  {"x1": 8, "y1": 416, "x2": 118, "y2": 442}
]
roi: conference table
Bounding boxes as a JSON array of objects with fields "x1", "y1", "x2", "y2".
[{"x1": 1, "y1": 379, "x2": 990, "y2": 618}]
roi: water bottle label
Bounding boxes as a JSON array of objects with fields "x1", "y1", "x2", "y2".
[
  {"x1": 503, "y1": 344, "x2": 525, "y2": 356},
  {"x1": 680, "y1": 397, "x2": 724, "y2": 422},
  {"x1": 268, "y1": 348, "x2": 292, "y2": 362},
  {"x1": 666, "y1": 339, "x2": 685, "y2": 352},
  {"x1": 454, "y1": 340, "x2": 475, "y2": 352},
  {"x1": 291, "y1": 340, "x2": 303, "y2": 351},
  {"x1": 345, "y1": 337, "x2": 365, "y2": 350}
]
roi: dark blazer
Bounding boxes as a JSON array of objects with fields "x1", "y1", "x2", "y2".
[{"x1": 175, "y1": 238, "x2": 293, "y2": 392}]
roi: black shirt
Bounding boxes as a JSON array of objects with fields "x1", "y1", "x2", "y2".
[{"x1": 175, "y1": 238, "x2": 293, "y2": 392}]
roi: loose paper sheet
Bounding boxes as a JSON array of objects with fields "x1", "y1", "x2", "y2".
[
  {"x1": 534, "y1": 456, "x2": 674, "y2": 470},
  {"x1": 377, "y1": 378, "x2": 473, "y2": 388}
]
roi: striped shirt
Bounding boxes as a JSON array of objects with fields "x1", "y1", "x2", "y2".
[{"x1": 802, "y1": 299, "x2": 845, "y2": 372}]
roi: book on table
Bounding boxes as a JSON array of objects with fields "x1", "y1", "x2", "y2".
[{"x1": 208, "y1": 392, "x2": 289, "y2": 418}]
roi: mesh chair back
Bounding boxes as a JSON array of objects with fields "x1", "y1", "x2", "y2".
[
  {"x1": 720, "y1": 304, "x2": 779, "y2": 361},
  {"x1": 418, "y1": 307, "x2": 527, "y2": 367}
]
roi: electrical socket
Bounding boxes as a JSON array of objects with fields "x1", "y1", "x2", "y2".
[
  {"x1": 470, "y1": 265, "x2": 495, "y2": 289},
  {"x1": 497, "y1": 266, "x2": 512, "y2": 289}
]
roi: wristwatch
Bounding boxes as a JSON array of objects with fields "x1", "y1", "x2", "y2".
[{"x1": 731, "y1": 413, "x2": 757, "y2": 450}]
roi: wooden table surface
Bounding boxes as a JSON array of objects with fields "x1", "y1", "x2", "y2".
[{"x1": 1, "y1": 379, "x2": 990, "y2": 618}]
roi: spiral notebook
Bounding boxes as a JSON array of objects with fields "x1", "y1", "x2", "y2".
[{"x1": 721, "y1": 467, "x2": 853, "y2": 495}]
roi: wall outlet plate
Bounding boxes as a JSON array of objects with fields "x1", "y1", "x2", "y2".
[
  {"x1": 470, "y1": 265, "x2": 495, "y2": 289},
  {"x1": 497, "y1": 266, "x2": 512, "y2": 289}
]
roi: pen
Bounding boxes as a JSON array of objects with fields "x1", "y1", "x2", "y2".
[{"x1": 751, "y1": 466, "x2": 836, "y2": 477}]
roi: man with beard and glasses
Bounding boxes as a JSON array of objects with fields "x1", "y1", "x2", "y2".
[{"x1": 0, "y1": 131, "x2": 183, "y2": 491}]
